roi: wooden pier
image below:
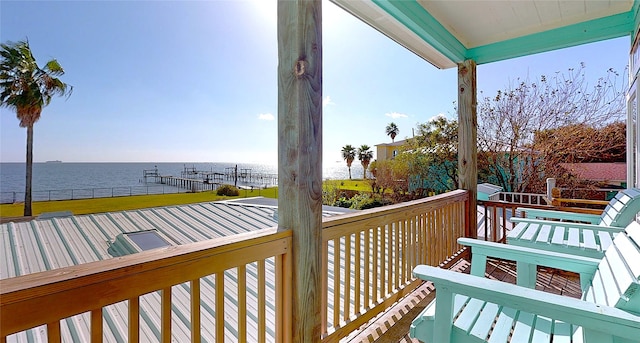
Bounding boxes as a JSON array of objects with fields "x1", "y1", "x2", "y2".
[
  {"x1": 157, "y1": 176, "x2": 217, "y2": 192},
  {"x1": 142, "y1": 165, "x2": 278, "y2": 192}
]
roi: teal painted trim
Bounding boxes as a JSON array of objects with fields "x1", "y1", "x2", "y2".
[
  {"x1": 372, "y1": 0, "x2": 467, "y2": 63},
  {"x1": 468, "y1": 11, "x2": 635, "y2": 65},
  {"x1": 633, "y1": 0, "x2": 640, "y2": 42}
]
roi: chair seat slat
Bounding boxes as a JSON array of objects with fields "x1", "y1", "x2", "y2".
[
  {"x1": 510, "y1": 311, "x2": 534, "y2": 342},
  {"x1": 509, "y1": 222, "x2": 528, "y2": 240},
  {"x1": 455, "y1": 298, "x2": 485, "y2": 332},
  {"x1": 567, "y1": 228, "x2": 580, "y2": 248},
  {"x1": 536, "y1": 225, "x2": 552, "y2": 244},
  {"x1": 487, "y1": 307, "x2": 516, "y2": 343},
  {"x1": 550, "y1": 227, "x2": 566, "y2": 246},
  {"x1": 469, "y1": 302, "x2": 499, "y2": 340},
  {"x1": 551, "y1": 321, "x2": 572, "y2": 343},
  {"x1": 521, "y1": 224, "x2": 540, "y2": 241},
  {"x1": 531, "y1": 316, "x2": 552, "y2": 343},
  {"x1": 582, "y1": 230, "x2": 597, "y2": 250},
  {"x1": 598, "y1": 231, "x2": 614, "y2": 252}
]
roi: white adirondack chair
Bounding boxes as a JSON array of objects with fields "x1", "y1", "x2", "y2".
[
  {"x1": 410, "y1": 221, "x2": 640, "y2": 343},
  {"x1": 507, "y1": 188, "x2": 640, "y2": 258}
]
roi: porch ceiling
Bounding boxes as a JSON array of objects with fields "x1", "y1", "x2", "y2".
[{"x1": 330, "y1": 0, "x2": 638, "y2": 68}]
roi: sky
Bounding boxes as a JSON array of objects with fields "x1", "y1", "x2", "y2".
[{"x1": 0, "y1": 0, "x2": 632, "y2": 165}]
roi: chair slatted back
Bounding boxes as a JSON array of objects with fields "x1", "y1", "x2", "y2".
[
  {"x1": 600, "y1": 188, "x2": 640, "y2": 227},
  {"x1": 583, "y1": 221, "x2": 640, "y2": 315}
]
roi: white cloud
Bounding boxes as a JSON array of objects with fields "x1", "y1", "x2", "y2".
[
  {"x1": 323, "y1": 95, "x2": 335, "y2": 108},
  {"x1": 385, "y1": 112, "x2": 408, "y2": 119},
  {"x1": 258, "y1": 113, "x2": 275, "y2": 121}
]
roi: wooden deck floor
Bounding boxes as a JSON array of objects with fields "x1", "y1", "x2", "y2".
[{"x1": 343, "y1": 256, "x2": 582, "y2": 343}]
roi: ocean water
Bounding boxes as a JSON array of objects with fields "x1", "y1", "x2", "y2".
[{"x1": 0, "y1": 161, "x2": 364, "y2": 195}]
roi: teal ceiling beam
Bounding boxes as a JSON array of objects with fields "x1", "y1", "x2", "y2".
[
  {"x1": 372, "y1": 0, "x2": 467, "y2": 64},
  {"x1": 468, "y1": 11, "x2": 635, "y2": 65}
]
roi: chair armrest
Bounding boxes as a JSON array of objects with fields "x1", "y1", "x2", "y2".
[
  {"x1": 510, "y1": 217, "x2": 625, "y2": 233},
  {"x1": 413, "y1": 265, "x2": 640, "y2": 341},
  {"x1": 458, "y1": 237, "x2": 598, "y2": 289},
  {"x1": 458, "y1": 237, "x2": 599, "y2": 274},
  {"x1": 515, "y1": 207, "x2": 601, "y2": 224}
]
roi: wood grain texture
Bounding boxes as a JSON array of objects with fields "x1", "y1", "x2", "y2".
[
  {"x1": 162, "y1": 287, "x2": 172, "y2": 343},
  {"x1": 277, "y1": 0, "x2": 323, "y2": 341},
  {"x1": 190, "y1": 280, "x2": 200, "y2": 343},
  {"x1": 321, "y1": 191, "x2": 469, "y2": 341},
  {"x1": 458, "y1": 60, "x2": 478, "y2": 238},
  {"x1": 0, "y1": 229, "x2": 291, "y2": 337},
  {"x1": 129, "y1": 297, "x2": 139, "y2": 343},
  {"x1": 91, "y1": 309, "x2": 102, "y2": 342}
]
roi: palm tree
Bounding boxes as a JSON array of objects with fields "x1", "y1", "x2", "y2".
[
  {"x1": 1, "y1": 40, "x2": 72, "y2": 216},
  {"x1": 357, "y1": 144, "x2": 373, "y2": 179},
  {"x1": 385, "y1": 122, "x2": 399, "y2": 142},
  {"x1": 341, "y1": 144, "x2": 356, "y2": 179}
]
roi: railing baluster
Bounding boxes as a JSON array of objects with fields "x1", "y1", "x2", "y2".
[
  {"x1": 388, "y1": 223, "x2": 394, "y2": 294},
  {"x1": 191, "y1": 279, "x2": 201, "y2": 343},
  {"x1": 215, "y1": 272, "x2": 225, "y2": 343},
  {"x1": 354, "y1": 231, "x2": 361, "y2": 312},
  {"x1": 372, "y1": 227, "x2": 378, "y2": 302},
  {"x1": 380, "y1": 225, "x2": 386, "y2": 298},
  {"x1": 162, "y1": 287, "x2": 172, "y2": 343},
  {"x1": 280, "y1": 246, "x2": 293, "y2": 343},
  {"x1": 363, "y1": 229, "x2": 370, "y2": 309},
  {"x1": 395, "y1": 221, "x2": 400, "y2": 290},
  {"x1": 344, "y1": 234, "x2": 351, "y2": 321},
  {"x1": 333, "y1": 237, "x2": 340, "y2": 326},
  {"x1": 238, "y1": 266, "x2": 247, "y2": 343},
  {"x1": 47, "y1": 321, "x2": 61, "y2": 343},
  {"x1": 91, "y1": 308, "x2": 102, "y2": 342},
  {"x1": 258, "y1": 260, "x2": 266, "y2": 343},
  {"x1": 129, "y1": 297, "x2": 139, "y2": 343},
  {"x1": 321, "y1": 241, "x2": 328, "y2": 334}
]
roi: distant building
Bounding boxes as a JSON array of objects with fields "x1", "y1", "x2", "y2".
[
  {"x1": 375, "y1": 139, "x2": 407, "y2": 162},
  {"x1": 560, "y1": 162, "x2": 627, "y2": 187}
]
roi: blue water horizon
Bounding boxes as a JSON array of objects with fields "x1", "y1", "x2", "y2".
[{"x1": 0, "y1": 161, "x2": 362, "y2": 194}]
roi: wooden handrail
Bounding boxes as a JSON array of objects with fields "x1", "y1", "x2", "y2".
[
  {"x1": 2, "y1": 190, "x2": 470, "y2": 342},
  {"x1": 1, "y1": 228, "x2": 292, "y2": 340},
  {"x1": 321, "y1": 190, "x2": 469, "y2": 342}
]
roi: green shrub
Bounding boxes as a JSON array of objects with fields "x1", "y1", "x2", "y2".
[
  {"x1": 348, "y1": 193, "x2": 391, "y2": 210},
  {"x1": 216, "y1": 185, "x2": 240, "y2": 196},
  {"x1": 333, "y1": 197, "x2": 352, "y2": 208}
]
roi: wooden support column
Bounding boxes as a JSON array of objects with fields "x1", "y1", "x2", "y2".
[
  {"x1": 277, "y1": 0, "x2": 323, "y2": 342},
  {"x1": 458, "y1": 60, "x2": 478, "y2": 238}
]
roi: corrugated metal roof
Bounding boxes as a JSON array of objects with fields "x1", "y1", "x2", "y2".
[{"x1": 1, "y1": 197, "x2": 349, "y2": 342}]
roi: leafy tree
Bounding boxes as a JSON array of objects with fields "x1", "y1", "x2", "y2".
[
  {"x1": 385, "y1": 122, "x2": 399, "y2": 142},
  {"x1": 1, "y1": 40, "x2": 72, "y2": 216},
  {"x1": 402, "y1": 116, "x2": 458, "y2": 193},
  {"x1": 341, "y1": 144, "x2": 356, "y2": 180},
  {"x1": 477, "y1": 64, "x2": 626, "y2": 192},
  {"x1": 357, "y1": 144, "x2": 373, "y2": 179}
]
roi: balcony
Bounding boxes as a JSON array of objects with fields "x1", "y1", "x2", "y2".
[{"x1": 1, "y1": 190, "x2": 473, "y2": 342}]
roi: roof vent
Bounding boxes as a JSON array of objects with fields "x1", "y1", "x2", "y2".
[{"x1": 108, "y1": 230, "x2": 171, "y2": 257}]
